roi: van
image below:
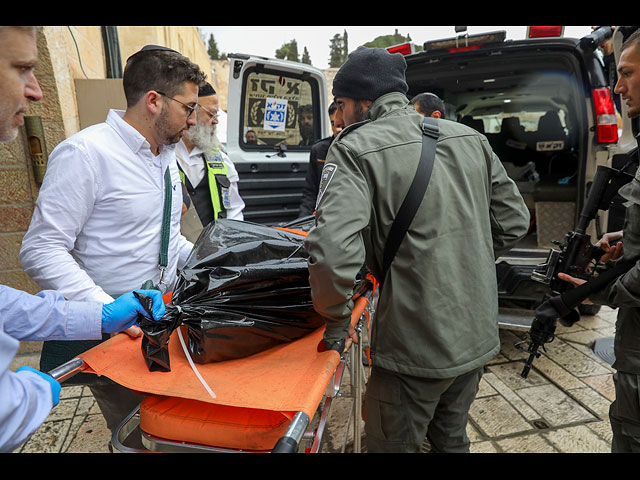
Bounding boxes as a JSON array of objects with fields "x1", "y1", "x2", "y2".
[
  {"x1": 225, "y1": 54, "x2": 330, "y2": 225},
  {"x1": 397, "y1": 26, "x2": 639, "y2": 327},
  {"x1": 224, "y1": 27, "x2": 639, "y2": 328}
]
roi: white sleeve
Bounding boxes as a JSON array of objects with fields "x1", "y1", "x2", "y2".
[
  {"x1": 0, "y1": 365, "x2": 53, "y2": 452},
  {"x1": 177, "y1": 235, "x2": 194, "y2": 270},
  {"x1": 19, "y1": 142, "x2": 113, "y2": 304},
  {"x1": 222, "y1": 152, "x2": 245, "y2": 221}
]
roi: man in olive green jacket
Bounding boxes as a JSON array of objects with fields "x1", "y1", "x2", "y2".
[
  {"x1": 305, "y1": 47, "x2": 530, "y2": 453},
  {"x1": 558, "y1": 30, "x2": 640, "y2": 453}
]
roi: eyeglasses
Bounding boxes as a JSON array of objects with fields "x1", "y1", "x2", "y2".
[
  {"x1": 197, "y1": 104, "x2": 219, "y2": 120},
  {"x1": 156, "y1": 91, "x2": 197, "y2": 120}
]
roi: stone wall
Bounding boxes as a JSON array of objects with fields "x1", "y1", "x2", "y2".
[{"x1": 0, "y1": 28, "x2": 62, "y2": 294}]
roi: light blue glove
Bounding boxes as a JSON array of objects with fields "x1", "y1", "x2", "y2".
[
  {"x1": 16, "y1": 366, "x2": 61, "y2": 407},
  {"x1": 101, "y1": 289, "x2": 166, "y2": 334}
]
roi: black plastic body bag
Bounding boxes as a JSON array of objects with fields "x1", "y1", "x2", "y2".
[{"x1": 137, "y1": 219, "x2": 326, "y2": 372}]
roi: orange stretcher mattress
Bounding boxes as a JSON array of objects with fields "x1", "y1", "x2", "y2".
[
  {"x1": 80, "y1": 326, "x2": 340, "y2": 414},
  {"x1": 78, "y1": 294, "x2": 372, "y2": 450},
  {"x1": 139, "y1": 395, "x2": 294, "y2": 451}
]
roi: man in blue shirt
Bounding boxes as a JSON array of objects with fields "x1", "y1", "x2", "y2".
[
  {"x1": 0, "y1": 26, "x2": 166, "y2": 452},
  {"x1": 0, "y1": 286, "x2": 165, "y2": 452}
]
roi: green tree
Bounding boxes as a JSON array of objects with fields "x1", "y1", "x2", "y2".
[
  {"x1": 328, "y1": 31, "x2": 349, "y2": 68},
  {"x1": 207, "y1": 33, "x2": 226, "y2": 60},
  {"x1": 301, "y1": 46, "x2": 311, "y2": 65},
  {"x1": 363, "y1": 29, "x2": 417, "y2": 50},
  {"x1": 275, "y1": 39, "x2": 300, "y2": 62},
  {"x1": 342, "y1": 30, "x2": 349, "y2": 61}
]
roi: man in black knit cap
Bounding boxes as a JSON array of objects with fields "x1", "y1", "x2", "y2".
[{"x1": 305, "y1": 47, "x2": 529, "y2": 453}]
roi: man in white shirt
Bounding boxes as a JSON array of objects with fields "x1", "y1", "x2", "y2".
[
  {"x1": 19, "y1": 44, "x2": 207, "y2": 442},
  {"x1": 176, "y1": 82, "x2": 244, "y2": 241}
]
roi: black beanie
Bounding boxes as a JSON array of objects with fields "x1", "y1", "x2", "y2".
[{"x1": 332, "y1": 47, "x2": 408, "y2": 102}]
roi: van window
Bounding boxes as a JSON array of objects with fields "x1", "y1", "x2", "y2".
[
  {"x1": 241, "y1": 68, "x2": 320, "y2": 150},
  {"x1": 473, "y1": 111, "x2": 568, "y2": 135},
  {"x1": 411, "y1": 61, "x2": 584, "y2": 181}
]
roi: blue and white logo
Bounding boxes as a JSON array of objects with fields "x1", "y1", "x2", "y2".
[{"x1": 264, "y1": 97, "x2": 288, "y2": 132}]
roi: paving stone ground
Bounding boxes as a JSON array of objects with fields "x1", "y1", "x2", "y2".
[{"x1": 11, "y1": 306, "x2": 619, "y2": 453}]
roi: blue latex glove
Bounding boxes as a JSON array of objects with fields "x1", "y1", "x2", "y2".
[
  {"x1": 101, "y1": 289, "x2": 166, "y2": 334},
  {"x1": 16, "y1": 366, "x2": 61, "y2": 407}
]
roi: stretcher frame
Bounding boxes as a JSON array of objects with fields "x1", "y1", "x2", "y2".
[{"x1": 49, "y1": 291, "x2": 375, "y2": 454}]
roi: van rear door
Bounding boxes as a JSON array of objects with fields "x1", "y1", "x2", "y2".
[
  {"x1": 225, "y1": 54, "x2": 330, "y2": 225},
  {"x1": 401, "y1": 29, "x2": 620, "y2": 328}
]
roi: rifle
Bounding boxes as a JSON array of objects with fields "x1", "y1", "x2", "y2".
[{"x1": 518, "y1": 164, "x2": 634, "y2": 378}]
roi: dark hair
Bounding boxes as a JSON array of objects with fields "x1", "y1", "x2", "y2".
[
  {"x1": 411, "y1": 92, "x2": 445, "y2": 117},
  {"x1": 621, "y1": 29, "x2": 640, "y2": 54},
  {"x1": 299, "y1": 104, "x2": 313, "y2": 115},
  {"x1": 123, "y1": 49, "x2": 207, "y2": 107},
  {"x1": 328, "y1": 102, "x2": 338, "y2": 116}
]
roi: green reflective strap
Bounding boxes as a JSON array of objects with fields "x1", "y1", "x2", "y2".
[
  {"x1": 159, "y1": 167, "x2": 172, "y2": 268},
  {"x1": 204, "y1": 152, "x2": 228, "y2": 221}
]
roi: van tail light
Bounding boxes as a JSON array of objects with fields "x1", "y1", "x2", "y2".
[
  {"x1": 527, "y1": 26, "x2": 564, "y2": 38},
  {"x1": 386, "y1": 42, "x2": 415, "y2": 56},
  {"x1": 593, "y1": 87, "x2": 619, "y2": 144},
  {"x1": 447, "y1": 44, "x2": 482, "y2": 53}
]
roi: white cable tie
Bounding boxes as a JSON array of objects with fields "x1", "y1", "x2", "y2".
[{"x1": 177, "y1": 327, "x2": 216, "y2": 399}]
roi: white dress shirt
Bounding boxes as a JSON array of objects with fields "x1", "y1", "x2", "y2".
[
  {"x1": 175, "y1": 140, "x2": 245, "y2": 220},
  {"x1": 20, "y1": 110, "x2": 193, "y2": 303}
]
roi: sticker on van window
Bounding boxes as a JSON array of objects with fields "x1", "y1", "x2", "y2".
[
  {"x1": 264, "y1": 97, "x2": 288, "y2": 131},
  {"x1": 536, "y1": 140, "x2": 565, "y2": 151}
]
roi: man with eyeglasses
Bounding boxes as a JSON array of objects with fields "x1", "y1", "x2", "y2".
[
  {"x1": 19, "y1": 44, "x2": 207, "y2": 445},
  {"x1": 176, "y1": 82, "x2": 244, "y2": 240}
]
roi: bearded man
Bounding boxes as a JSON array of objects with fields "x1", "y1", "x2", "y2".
[{"x1": 176, "y1": 82, "x2": 244, "y2": 234}]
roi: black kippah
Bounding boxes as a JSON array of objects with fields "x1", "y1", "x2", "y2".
[
  {"x1": 332, "y1": 47, "x2": 408, "y2": 102},
  {"x1": 140, "y1": 44, "x2": 179, "y2": 54},
  {"x1": 198, "y1": 82, "x2": 216, "y2": 97},
  {"x1": 127, "y1": 44, "x2": 181, "y2": 62}
]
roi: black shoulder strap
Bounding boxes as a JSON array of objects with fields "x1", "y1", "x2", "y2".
[{"x1": 381, "y1": 116, "x2": 440, "y2": 283}]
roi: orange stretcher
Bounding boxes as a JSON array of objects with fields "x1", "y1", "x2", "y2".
[{"x1": 50, "y1": 283, "x2": 376, "y2": 453}]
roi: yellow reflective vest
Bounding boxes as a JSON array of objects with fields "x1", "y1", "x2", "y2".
[{"x1": 178, "y1": 150, "x2": 230, "y2": 224}]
